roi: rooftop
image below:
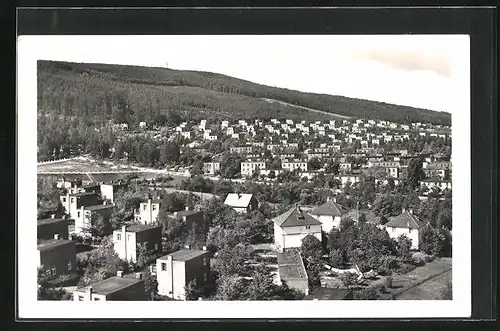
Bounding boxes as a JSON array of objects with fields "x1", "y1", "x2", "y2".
[
  {"x1": 84, "y1": 204, "x2": 114, "y2": 211},
  {"x1": 37, "y1": 239, "x2": 74, "y2": 252},
  {"x1": 76, "y1": 275, "x2": 143, "y2": 296},
  {"x1": 158, "y1": 249, "x2": 209, "y2": 262},
  {"x1": 386, "y1": 210, "x2": 426, "y2": 229},
  {"x1": 311, "y1": 199, "x2": 350, "y2": 217},
  {"x1": 174, "y1": 209, "x2": 202, "y2": 217},
  {"x1": 273, "y1": 206, "x2": 322, "y2": 228},
  {"x1": 37, "y1": 217, "x2": 68, "y2": 226},
  {"x1": 224, "y1": 193, "x2": 255, "y2": 208},
  {"x1": 69, "y1": 192, "x2": 98, "y2": 197},
  {"x1": 277, "y1": 249, "x2": 308, "y2": 280},
  {"x1": 125, "y1": 224, "x2": 162, "y2": 233}
]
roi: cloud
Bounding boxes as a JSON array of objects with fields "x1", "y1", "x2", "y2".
[{"x1": 351, "y1": 48, "x2": 452, "y2": 78}]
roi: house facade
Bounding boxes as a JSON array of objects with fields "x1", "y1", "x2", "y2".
[
  {"x1": 73, "y1": 272, "x2": 148, "y2": 301},
  {"x1": 113, "y1": 224, "x2": 163, "y2": 263},
  {"x1": 385, "y1": 209, "x2": 428, "y2": 250},
  {"x1": 59, "y1": 192, "x2": 100, "y2": 221},
  {"x1": 135, "y1": 198, "x2": 161, "y2": 225},
  {"x1": 37, "y1": 216, "x2": 69, "y2": 240},
  {"x1": 310, "y1": 197, "x2": 350, "y2": 233},
  {"x1": 156, "y1": 248, "x2": 211, "y2": 300},
  {"x1": 75, "y1": 203, "x2": 115, "y2": 235},
  {"x1": 272, "y1": 205, "x2": 322, "y2": 252},
  {"x1": 37, "y1": 239, "x2": 76, "y2": 280}
]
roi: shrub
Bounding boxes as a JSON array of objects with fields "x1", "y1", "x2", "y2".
[{"x1": 353, "y1": 287, "x2": 378, "y2": 300}]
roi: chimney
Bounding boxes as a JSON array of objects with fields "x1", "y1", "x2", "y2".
[
  {"x1": 117, "y1": 270, "x2": 123, "y2": 278},
  {"x1": 85, "y1": 286, "x2": 93, "y2": 294},
  {"x1": 326, "y1": 197, "x2": 330, "y2": 202},
  {"x1": 62, "y1": 215, "x2": 66, "y2": 220},
  {"x1": 185, "y1": 206, "x2": 189, "y2": 211},
  {"x1": 185, "y1": 245, "x2": 191, "y2": 250},
  {"x1": 402, "y1": 208, "x2": 406, "y2": 213},
  {"x1": 103, "y1": 200, "x2": 107, "y2": 205},
  {"x1": 135, "y1": 272, "x2": 143, "y2": 280},
  {"x1": 333, "y1": 196, "x2": 337, "y2": 203},
  {"x1": 54, "y1": 234, "x2": 59, "y2": 240},
  {"x1": 237, "y1": 192, "x2": 242, "y2": 198},
  {"x1": 409, "y1": 208, "x2": 413, "y2": 215},
  {"x1": 202, "y1": 245, "x2": 207, "y2": 251},
  {"x1": 51, "y1": 214, "x2": 56, "y2": 219}
]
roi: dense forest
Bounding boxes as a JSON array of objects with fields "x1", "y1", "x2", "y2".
[{"x1": 37, "y1": 60, "x2": 451, "y2": 126}]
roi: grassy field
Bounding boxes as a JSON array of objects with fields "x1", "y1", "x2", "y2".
[
  {"x1": 38, "y1": 157, "x2": 141, "y2": 173},
  {"x1": 391, "y1": 257, "x2": 452, "y2": 300}
]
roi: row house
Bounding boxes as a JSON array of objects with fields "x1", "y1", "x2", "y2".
[
  {"x1": 59, "y1": 191, "x2": 100, "y2": 222},
  {"x1": 38, "y1": 238, "x2": 76, "y2": 281},
  {"x1": 230, "y1": 146, "x2": 253, "y2": 154},
  {"x1": 367, "y1": 160, "x2": 400, "y2": 168},
  {"x1": 420, "y1": 179, "x2": 452, "y2": 191},
  {"x1": 38, "y1": 216, "x2": 69, "y2": 241},
  {"x1": 241, "y1": 159, "x2": 266, "y2": 176},
  {"x1": 113, "y1": 224, "x2": 162, "y2": 263},
  {"x1": 134, "y1": 196, "x2": 161, "y2": 225},
  {"x1": 282, "y1": 159, "x2": 308, "y2": 172},
  {"x1": 203, "y1": 162, "x2": 221, "y2": 175},
  {"x1": 334, "y1": 175, "x2": 361, "y2": 187},
  {"x1": 73, "y1": 271, "x2": 148, "y2": 301},
  {"x1": 75, "y1": 202, "x2": 115, "y2": 235}
]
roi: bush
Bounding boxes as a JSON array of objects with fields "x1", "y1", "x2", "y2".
[{"x1": 353, "y1": 287, "x2": 378, "y2": 300}]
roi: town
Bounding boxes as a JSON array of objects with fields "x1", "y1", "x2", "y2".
[{"x1": 37, "y1": 115, "x2": 452, "y2": 301}]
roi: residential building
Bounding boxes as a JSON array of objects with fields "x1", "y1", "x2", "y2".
[
  {"x1": 339, "y1": 162, "x2": 352, "y2": 172},
  {"x1": 272, "y1": 205, "x2": 322, "y2": 252},
  {"x1": 203, "y1": 162, "x2": 220, "y2": 175},
  {"x1": 282, "y1": 160, "x2": 308, "y2": 172},
  {"x1": 224, "y1": 193, "x2": 258, "y2": 213},
  {"x1": 135, "y1": 197, "x2": 161, "y2": 225},
  {"x1": 173, "y1": 207, "x2": 204, "y2": 227},
  {"x1": 385, "y1": 209, "x2": 428, "y2": 250},
  {"x1": 241, "y1": 160, "x2": 266, "y2": 176},
  {"x1": 73, "y1": 272, "x2": 148, "y2": 301},
  {"x1": 100, "y1": 182, "x2": 125, "y2": 203},
  {"x1": 37, "y1": 216, "x2": 69, "y2": 240},
  {"x1": 113, "y1": 224, "x2": 162, "y2": 263},
  {"x1": 59, "y1": 192, "x2": 100, "y2": 221},
  {"x1": 310, "y1": 197, "x2": 350, "y2": 233},
  {"x1": 276, "y1": 249, "x2": 309, "y2": 295},
  {"x1": 334, "y1": 175, "x2": 361, "y2": 187},
  {"x1": 367, "y1": 161, "x2": 400, "y2": 168},
  {"x1": 156, "y1": 248, "x2": 211, "y2": 300},
  {"x1": 37, "y1": 239, "x2": 76, "y2": 280},
  {"x1": 75, "y1": 203, "x2": 115, "y2": 235},
  {"x1": 420, "y1": 179, "x2": 452, "y2": 191},
  {"x1": 388, "y1": 167, "x2": 400, "y2": 178}
]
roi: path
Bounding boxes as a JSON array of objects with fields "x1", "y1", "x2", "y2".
[
  {"x1": 262, "y1": 98, "x2": 350, "y2": 119},
  {"x1": 392, "y1": 268, "x2": 452, "y2": 300}
]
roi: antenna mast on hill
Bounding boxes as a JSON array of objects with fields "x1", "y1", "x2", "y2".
[{"x1": 165, "y1": 61, "x2": 169, "y2": 69}]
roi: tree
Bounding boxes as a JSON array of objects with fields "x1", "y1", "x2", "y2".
[
  {"x1": 206, "y1": 226, "x2": 248, "y2": 251},
  {"x1": 328, "y1": 248, "x2": 344, "y2": 268},
  {"x1": 214, "y1": 243, "x2": 249, "y2": 277},
  {"x1": 160, "y1": 142, "x2": 180, "y2": 165},
  {"x1": 396, "y1": 234, "x2": 412, "y2": 261},
  {"x1": 185, "y1": 279, "x2": 200, "y2": 301},
  {"x1": 301, "y1": 235, "x2": 323, "y2": 262},
  {"x1": 37, "y1": 267, "x2": 72, "y2": 300},
  {"x1": 353, "y1": 287, "x2": 379, "y2": 300},
  {"x1": 136, "y1": 242, "x2": 155, "y2": 270},
  {"x1": 214, "y1": 274, "x2": 247, "y2": 301},
  {"x1": 308, "y1": 157, "x2": 322, "y2": 171},
  {"x1": 143, "y1": 270, "x2": 158, "y2": 301},
  {"x1": 406, "y1": 157, "x2": 425, "y2": 190}
]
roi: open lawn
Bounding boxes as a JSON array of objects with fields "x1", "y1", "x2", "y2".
[
  {"x1": 38, "y1": 157, "x2": 141, "y2": 173},
  {"x1": 391, "y1": 257, "x2": 452, "y2": 300}
]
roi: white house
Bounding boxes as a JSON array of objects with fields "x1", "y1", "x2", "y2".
[
  {"x1": 272, "y1": 205, "x2": 322, "y2": 252},
  {"x1": 310, "y1": 197, "x2": 350, "y2": 233},
  {"x1": 224, "y1": 193, "x2": 258, "y2": 213},
  {"x1": 134, "y1": 197, "x2": 161, "y2": 225},
  {"x1": 384, "y1": 209, "x2": 428, "y2": 250}
]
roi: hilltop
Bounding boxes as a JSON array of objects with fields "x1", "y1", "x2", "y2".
[{"x1": 37, "y1": 60, "x2": 451, "y2": 126}]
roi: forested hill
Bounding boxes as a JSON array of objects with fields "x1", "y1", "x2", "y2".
[{"x1": 37, "y1": 60, "x2": 451, "y2": 126}]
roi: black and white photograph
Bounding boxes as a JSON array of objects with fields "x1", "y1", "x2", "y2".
[{"x1": 18, "y1": 33, "x2": 472, "y2": 319}]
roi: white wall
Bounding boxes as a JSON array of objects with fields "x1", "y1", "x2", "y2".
[
  {"x1": 311, "y1": 215, "x2": 341, "y2": 233},
  {"x1": 386, "y1": 226, "x2": 420, "y2": 250},
  {"x1": 274, "y1": 224, "x2": 322, "y2": 251}
]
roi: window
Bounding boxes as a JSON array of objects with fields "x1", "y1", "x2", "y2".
[
  {"x1": 204, "y1": 273, "x2": 208, "y2": 282},
  {"x1": 78, "y1": 296, "x2": 84, "y2": 301},
  {"x1": 77, "y1": 211, "x2": 80, "y2": 218},
  {"x1": 143, "y1": 205, "x2": 147, "y2": 211},
  {"x1": 161, "y1": 263, "x2": 167, "y2": 271},
  {"x1": 409, "y1": 229, "x2": 413, "y2": 233},
  {"x1": 62, "y1": 197, "x2": 67, "y2": 202},
  {"x1": 67, "y1": 261, "x2": 72, "y2": 271},
  {"x1": 51, "y1": 267, "x2": 56, "y2": 276},
  {"x1": 203, "y1": 257, "x2": 207, "y2": 266},
  {"x1": 306, "y1": 225, "x2": 311, "y2": 230},
  {"x1": 152, "y1": 204, "x2": 157, "y2": 211},
  {"x1": 45, "y1": 269, "x2": 51, "y2": 277},
  {"x1": 116, "y1": 233, "x2": 121, "y2": 240},
  {"x1": 70, "y1": 198, "x2": 74, "y2": 203},
  {"x1": 127, "y1": 234, "x2": 132, "y2": 241},
  {"x1": 94, "y1": 297, "x2": 100, "y2": 301}
]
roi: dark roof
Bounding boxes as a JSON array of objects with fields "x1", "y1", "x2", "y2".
[
  {"x1": 125, "y1": 224, "x2": 162, "y2": 233},
  {"x1": 69, "y1": 192, "x2": 98, "y2": 197},
  {"x1": 158, "y1": 249, "x2": 209, "y2": 262},
  {"x1": 277, "y1": 249, "x2": 308, "y2": 280},
  {"x1": 76, "y1": 276, "x2": 143, "y2": 296},
  {"x1": 311, "y1": 200, "x2": 350, "y2": 217},
  {"x1": 386, "y1": 211, "x2": 425, "y2": 229},
  {"x1": 303, "y1": 288, "x2": 352, "y2": 300},
  {"x1": 344, "y1": 209, "x2": 382, "y2": 224},
  {"x1": 37, "y1": 217, "x2": 68, "y2": 226},
  {"x1": 37, "y1": 239, "x2": 74, "y2": 252},
  {"x1": 272, "y1": 206, "x2": 322, "y2": 227},
  {"x1": 84, "y1": 204, "x2": 114, "y2": 211}
]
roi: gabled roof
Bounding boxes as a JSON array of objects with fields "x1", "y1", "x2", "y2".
[
  {"x1": 311, "y1": 199, "x2": 350, "y2": 217},
  {"x1": 386, "y1": 211, "x2": 425, "y2": 229},
  {"x1": 272, "y1": 206, "x2": 322, "y2": 228},
  {"x1": 224, "y1": 193, "x2": 255, "y2": 208}
]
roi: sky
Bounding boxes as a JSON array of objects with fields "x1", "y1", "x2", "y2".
[{"x1": 25, "y1": 35, "x2": 469, "y2": 116}]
